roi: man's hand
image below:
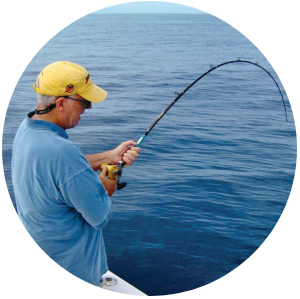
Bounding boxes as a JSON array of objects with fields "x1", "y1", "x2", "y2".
[
  {"x1": 109, "y1": 140, "x2": 141, "y2": 166},
  {"x1": 85, "y1": 140, "x2": 141, "y2": 171},
  {"x1": 99, "y1": 167, "x2": 117, "y2": 197}
]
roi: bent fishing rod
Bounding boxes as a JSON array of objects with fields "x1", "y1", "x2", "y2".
[{"x1": 101, "y1": 59, "x2": 289, "y2": 190}]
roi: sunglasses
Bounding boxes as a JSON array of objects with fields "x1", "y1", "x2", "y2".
[{"x1": 64, "y1": 96, "x2": 92, "y2": 109}]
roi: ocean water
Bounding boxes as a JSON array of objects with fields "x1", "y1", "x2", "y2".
[{"x1": 2, "y1": 13, "x2": 296, "y2": 296}]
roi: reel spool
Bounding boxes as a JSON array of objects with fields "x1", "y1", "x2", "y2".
[{"x1": 100, "y1": 162, "x2": 127, "y2": 190}]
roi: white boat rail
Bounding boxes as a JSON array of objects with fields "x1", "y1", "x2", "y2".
[{"x1": 101, "y1": 271, "x2": 147, "y2": 296}]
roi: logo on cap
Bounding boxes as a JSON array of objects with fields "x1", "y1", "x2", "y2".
[{"x1": 65, "y1": 84, "x2": 74, "y2": 93}]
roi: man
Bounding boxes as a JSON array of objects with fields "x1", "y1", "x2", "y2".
[{"x1": 11, "y1": 61, "x2": 140, "y2": 286}]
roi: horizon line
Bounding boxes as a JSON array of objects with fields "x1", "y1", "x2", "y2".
[{"x1": 94, "y1": 12, "x2": 206, "y2": 14}]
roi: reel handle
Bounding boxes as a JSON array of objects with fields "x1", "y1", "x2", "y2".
[
  {"x1": 116, "y1": 161, "x2": 126, "y2": 190},
  {"x1": 117, "y1": 181, "x2": 127, "y2": 190}
]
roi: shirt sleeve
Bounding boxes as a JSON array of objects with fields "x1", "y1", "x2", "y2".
[
  {"x1": 55, "y1": 141, "x2": 112, "y2": 230},
  {"x1": 59, "y1": 167, "x2": 112, "y2": 229}
]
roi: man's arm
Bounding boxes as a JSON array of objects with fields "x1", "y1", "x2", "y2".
[{"x1": 84, "y1": 151, "x2": 112, "y2": 171}]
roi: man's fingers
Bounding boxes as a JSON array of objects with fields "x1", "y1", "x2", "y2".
[
  {"x1": 127, "y1": 149, "x2": 139, "y2": 158},
  {"x1": 123, "y1": 148, "x2": 141, "y2": 165},
  {"x1": 100, "y1": 166, "x2": 108, "y2": 177}
]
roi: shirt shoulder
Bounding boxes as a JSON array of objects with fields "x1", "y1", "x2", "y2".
[{"x1": 13, "y1": 118, "x2": 91, "y2": 186}]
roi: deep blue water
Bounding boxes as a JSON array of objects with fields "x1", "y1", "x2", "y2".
[{"x1": 2, "y1": 14, "x2": 296, "y2": 296}]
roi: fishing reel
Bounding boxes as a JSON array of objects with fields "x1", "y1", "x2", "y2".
[{"x1": 100, "y1": 161, "x2": 127, "y2": 190}]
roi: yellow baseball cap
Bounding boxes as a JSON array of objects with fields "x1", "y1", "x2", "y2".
[{"x1": 33, "y1": 61, "x2": 107, "y2": 103}]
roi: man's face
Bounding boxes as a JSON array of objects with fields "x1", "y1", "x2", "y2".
[{"x1": 61, "y1": 95, "x2": 92, "y2": 129}]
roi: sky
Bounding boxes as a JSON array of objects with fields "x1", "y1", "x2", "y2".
[{"x1": 96, "y1": 1, "x2": 205, "y2": 14}]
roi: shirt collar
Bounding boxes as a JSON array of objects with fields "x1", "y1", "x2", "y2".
[{"x1": 26, "y1": 111, "x2": 69, "y2": 139}]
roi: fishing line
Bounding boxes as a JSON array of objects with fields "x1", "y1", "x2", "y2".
[{"x1": 116, "y1": 58, "x2": 289, "y2": 189}]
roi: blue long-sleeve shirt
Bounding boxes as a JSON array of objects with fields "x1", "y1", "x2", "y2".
[{"x1": 11, "y1": 112, "x2": 112, "y2": 285}]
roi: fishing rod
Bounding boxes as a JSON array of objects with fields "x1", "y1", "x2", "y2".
[{"x1": 101, "y1": 58, "x2": 289, "y2": 189}]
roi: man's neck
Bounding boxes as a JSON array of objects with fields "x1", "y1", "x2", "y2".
[{"x1": 31, "y1": 107, "x2": 65, "y2": 130}]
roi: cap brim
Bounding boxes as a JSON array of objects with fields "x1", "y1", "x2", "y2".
[{"x1": 79, "y1": 84, "x2": 107, "y2": 103}]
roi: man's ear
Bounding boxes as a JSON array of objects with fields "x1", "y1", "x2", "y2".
[{"x1": 55, "y1": 97, "x2": 66, "y2": 112}]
